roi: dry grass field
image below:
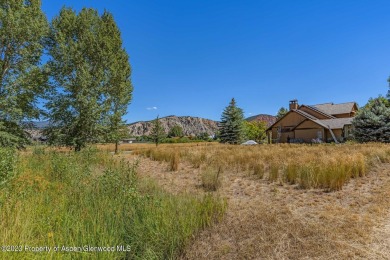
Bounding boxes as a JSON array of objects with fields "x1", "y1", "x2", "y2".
[{"x1": 108, "y1": 142, "x2": 390, "y2": 259}]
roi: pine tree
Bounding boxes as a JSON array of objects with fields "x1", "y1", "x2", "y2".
[
  {"x1": 45, "y1": 8, "x2": 132, "y2": 151},
  {"x1": 150, "y1": 116, "x2": 165, "y2": 147},
  {"x1": 276, "y1": 107, "x2": 288, "y2": 119},
  {"x1": 352, "y1": 97, "x2": 390, "y2": 143},
  {"x1": 0, "y1": 0, "x2": 48, "y2": 147},
  {"x1": 219, "y1": 98, "x2": 244, "y2": 144}
]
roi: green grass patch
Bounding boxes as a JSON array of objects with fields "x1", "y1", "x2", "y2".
[{"x1": 0, "y1": 148, "x2": 226, "y2": 259}]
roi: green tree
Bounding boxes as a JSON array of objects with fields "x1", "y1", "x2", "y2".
[
  {"x1": 352, "y1": 97, "x2": 390, "y2": 143},
  {"x1": 364, "y1": 95, "x2": 389, "y2": 109},
  {"x1": 219, "y1": 98, "x2": 244, "y2": 144},
  {"x1": 0, "y1": 0, "x2": 48, "y2": 147},
  {"x1": 276, "y1": 107, "x2": 288, "y2": 119},
  {"x1": 243, "y1": 120, "x2": 267, "y2": 143},
  {"x1": 45, "y1": 8, "x2": 132, "y2": 151},
  {"x1": 196, "y1": 132, "x2": 211, "y2": 141},
  {"x1": 150, "y1": 116, "x2": 165, "y2": 147},
  {"x1": 0, "y1": 121, "x2": 30, "y2": 148},
  {"x1": 106, "y1": 119, "x2": 129, "y2": 154},
  {"x1": 168, "y1": 125, "x2": 183, "y2": 138}
]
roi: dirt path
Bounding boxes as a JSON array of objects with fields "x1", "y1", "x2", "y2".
[{"x1": 119, "y1": 154, "x2": 390, "y2": 259}]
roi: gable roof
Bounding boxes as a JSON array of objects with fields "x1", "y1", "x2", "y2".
[
  {"x1": 265, "y1": 109, "x2": 317, "y2": 131},
  {"x1": 310, "y1": 102, "x2": 356, "y2": 115},
  {"x1": 298, "y1": 105, "x2": 335, "y2": 119},
  {"x1": 317, "y1": 118, "x2": 354, "y2": 129},
  {"x1": 293, "y1": 109, "x2": 319, "y2": 120},
  {"x1": 293, "y1": 117, "x2": 354, "y2": 131}
]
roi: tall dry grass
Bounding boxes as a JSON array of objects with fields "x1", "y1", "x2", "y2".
[{"x1": 133, "y1": 143, "x2": 390, "y2": 191}]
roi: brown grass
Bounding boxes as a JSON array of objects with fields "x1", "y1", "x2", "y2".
[
  {"x1": 111, "y1": 143, "x2": 390, "y2": 259},
  {"x1": 127, "y1": 143, "x2": 390, "y2": 191},
  {"x1": 201, "y1": 166, "x2": 222, "y2": 191}
]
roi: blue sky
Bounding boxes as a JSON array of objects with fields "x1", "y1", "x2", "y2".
[{"x1": 42, "y1": 0, "x2": 390, "y2": 123}]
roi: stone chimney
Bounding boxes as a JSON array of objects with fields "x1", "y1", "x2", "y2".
[{"x1": 289, "y1": 99, "x2": 298, "y2": 110}]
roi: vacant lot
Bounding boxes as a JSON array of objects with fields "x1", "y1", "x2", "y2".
[
  {"x1": 113, "y1": 142, "x2": 390, "y2": 259},
  {"x1": 0, "y1": 147, "x2": 225, "y2": 259},
  {"x1": 2, "y1": 143, "x2": 390, "y2": 259}
]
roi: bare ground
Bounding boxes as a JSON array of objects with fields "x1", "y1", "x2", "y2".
[{"x1": 119, "y1": 154, "x2": 390, "y2": 259}]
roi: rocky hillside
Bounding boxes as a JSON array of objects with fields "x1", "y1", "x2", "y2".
[
  {"x1": 245, "y1": 114, "x2": 277, "y2": 127},
  {"x1": 127, "y1": 116, "x2": 218, "y2": 136}
]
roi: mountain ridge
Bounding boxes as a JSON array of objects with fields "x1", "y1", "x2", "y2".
[
  {"x1": 127, "y1": 115, "x2": 219, "y2": 137},
  {"x1": 245, "y1": 114, "x2": 277, "y2": 127},
  {"x1": 23, "y1": 114, "x2": 277, "y2": 139}
]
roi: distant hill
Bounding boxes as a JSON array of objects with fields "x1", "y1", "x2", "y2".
[
  {"x1": 23, "y1": 120, "x2": 50, "y2": 129},
  {"x1": 127, "y1": 116, "x2": 219, "y2": 137},
  {"x1": 245, "y1": 114, "x2": 277, "y2": 127},
  {"x1": 22, "y1": 114, "x2": 275, "y2": 140}
]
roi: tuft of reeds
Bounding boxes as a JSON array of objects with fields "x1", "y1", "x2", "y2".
[
  {"x1": 253, "y1": 162, "x2": 265, "y2": 179},
  {"x1": 201, "y1": 167, "x2": 222, "y2": 191},
  {"x1": 169, "y1": 152, "x2": 180, "y2": 171}
]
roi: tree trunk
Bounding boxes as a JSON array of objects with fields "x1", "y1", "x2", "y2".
[{"x1": 115, "y1": 141, "x2": 118, "y2": 154}]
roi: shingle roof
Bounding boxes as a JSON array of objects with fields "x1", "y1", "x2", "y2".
[
  {"x1": 310, "y1": 102, "x2": 356, "y2": 115},
  {"x1": 293, "y1": 109, "x2": 318, "y2": 120},
  {"x1": 317, "y1": 118, "x2": 353, "y2": 129},
  {"x1": 299, "y1": 105, "x2": 335, "y2": 119}
]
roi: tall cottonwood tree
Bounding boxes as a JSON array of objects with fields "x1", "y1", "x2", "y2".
[
  {"x1": 0, "y1": 0, "x2": 48, "y2": 147},
  {"x1": 243, "y1": 120, "x2": 267, "y2": 143},
  {"x1": 219, "y1": 98, "x2": 244, "y2": 144},
  {"x1": 46, "y1": 8, "x2": 132, "y2": 151}
]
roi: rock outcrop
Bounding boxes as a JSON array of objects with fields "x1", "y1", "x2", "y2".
[
  {"x1": 127, "y1": 116, "x2": 219, "y2": 136},
  {"x1": 245, "y1": 114, "x2": 277, "y2": 127}
]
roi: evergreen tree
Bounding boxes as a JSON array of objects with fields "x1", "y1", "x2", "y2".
[
  {"x1": 150, "y1": 116, "x2": 165, "y2": 147},
  {"x1": 0, "y1": 0, "x2": 48, "y2": 147},
  {"x1": 219, "y1": 98, "x2": 244, "y2": 144},
  {"x1": 352, "y1": 97, "x2": 390, "y2": 143},
  {"x1": 45, "y1": 8, "x2": 132, "y2": 151},
  {"x1": 276, "y1": 107, "x2": 288, "y2": 119}
]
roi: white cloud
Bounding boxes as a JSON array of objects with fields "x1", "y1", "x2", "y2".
[{"x1": 146, "y1": 106, "x2": 158, "y2": 110}]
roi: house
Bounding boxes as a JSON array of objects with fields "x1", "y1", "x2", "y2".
[{"x1": 266, "y1": 100, "x2": 358, "y2": 143}]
